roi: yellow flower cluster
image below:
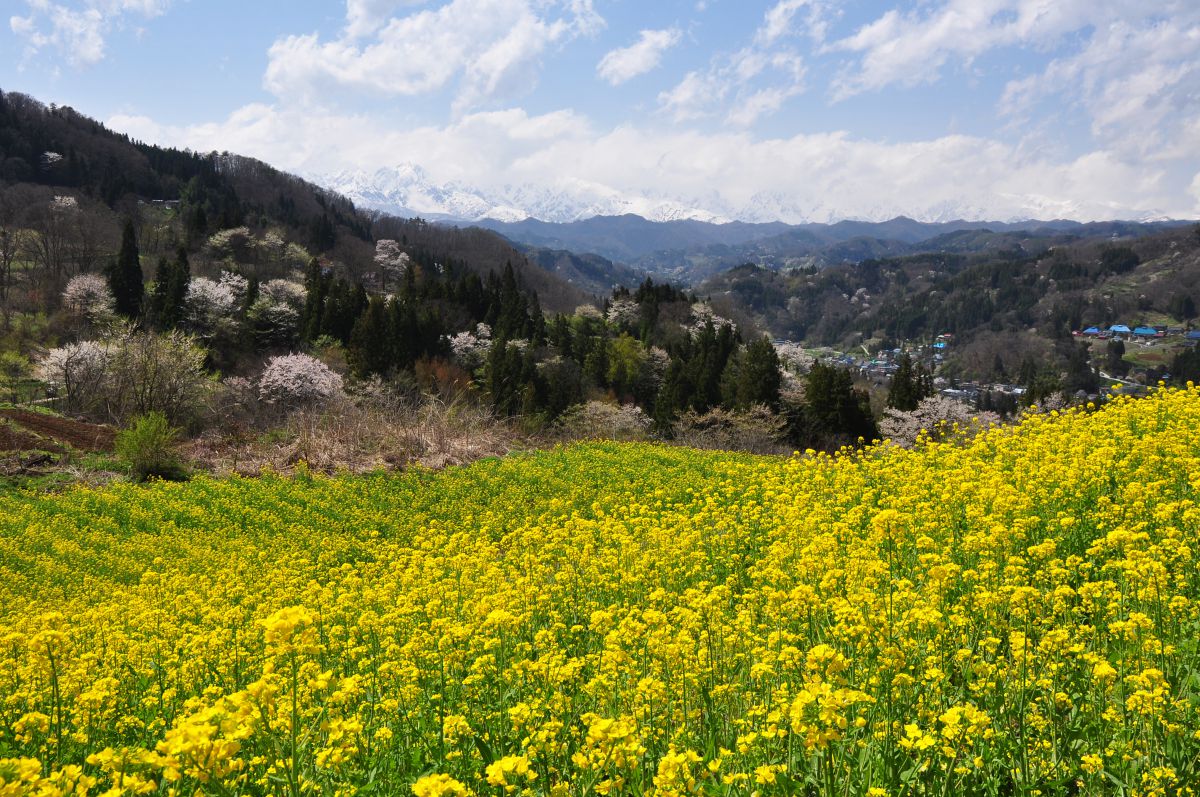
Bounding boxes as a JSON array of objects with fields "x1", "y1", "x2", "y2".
[{"x1": 2, "y1": 387, "x2": 1200, "y2": 795}]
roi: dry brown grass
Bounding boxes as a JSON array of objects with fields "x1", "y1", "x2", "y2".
[{"x1": 184, "y1": 395, "x2": 528, "y2": 477}]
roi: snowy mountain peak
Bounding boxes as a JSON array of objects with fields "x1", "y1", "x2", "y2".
[
  {"x1": 312, "y1": 165, "x2": 731, "y2": 224},
  {"x1": 312, "y1": 165, "x2": 1173, "y2": 227}
]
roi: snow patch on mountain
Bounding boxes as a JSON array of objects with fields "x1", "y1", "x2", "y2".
[{"x1": 313, "y1": 163, "x2": 1170, "y2": 225}]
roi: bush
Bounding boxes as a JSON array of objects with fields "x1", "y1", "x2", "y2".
[
  {"x1": 39, "y1": 327, "x2": 211, "y2": 426},
  {"x1": 556, "y1": 401, "x2": 651, "y2": 442},
  {"x1": 673, "y1": 405, "x2": 789, "y2": 454},
  {"x1": 115, "y1": 412, "x2": 188, "y2": 482}
]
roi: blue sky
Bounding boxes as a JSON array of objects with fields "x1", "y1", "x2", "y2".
[{"x1": 3, "y1": 0, "x2": 1199, "y2": 223}]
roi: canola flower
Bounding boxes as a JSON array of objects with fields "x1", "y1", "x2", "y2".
[{"x1": 2, "y1": 387, "x2": 1200, "y2": 795}]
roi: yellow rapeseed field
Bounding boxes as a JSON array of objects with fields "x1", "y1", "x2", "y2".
[{"x1": 2, "y1": 388, "x2": 1200, "y2": 796}]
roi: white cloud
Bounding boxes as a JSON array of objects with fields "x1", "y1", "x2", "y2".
[
  {"x1": 757, "y1": 0, "x2": 832, "y2": 45},
  {"x1": 827, "y1": 0, "x2": 1181, "y2": 100},
  {"x1": 658, "y1": 0, "x2": 815, "y2": 125},
  {"x1": 659, "y1": 44, "x2": 806, "y2": 126},
  {"x1": 1000, "y1": 14, "x2": 1200, "y2": 162},
  {"x1": 264, "y1": 0, "x2": 604, "y2": 113},
  {"x1": 344, "y1": 0, "x2": 428, "y2": 38},
  {"x1": 9, "y1": 0, "x2": 173, "y2": 66},
  {"x1": 597, "y1": 27, "x2": 682, "y2": 85},
  {"x1": 108, "y1": 103, "x2": 1200, "y2": 223}
]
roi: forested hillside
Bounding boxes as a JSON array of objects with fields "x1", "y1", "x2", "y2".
[
  {"x1": 701, "y1": 224, "x2": 1200, "y2": 378},
  {"x1": 0, "y1": 89, "x2": 588, "y2": 311}
]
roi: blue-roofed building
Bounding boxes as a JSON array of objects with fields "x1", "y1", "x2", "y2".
[
  {"x1": 1134, "y1": 326, "x2": 1158, "y2": 337},
  {"x1": 1083, "y1": 326, "x2": 1101, "y2": 335},
  {"x1": 1110, "y1": 324, "x2": 1132, "y2": 335}
]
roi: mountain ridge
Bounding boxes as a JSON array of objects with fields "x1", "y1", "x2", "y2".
[{"x1": 315, "y1": 162, "x2": 1179, "y2": 228}]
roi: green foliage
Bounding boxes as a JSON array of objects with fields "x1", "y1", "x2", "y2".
[
  {"x1": 146, "y1": 247, "x2": 190, "y2": 331},
  {"x1": 1018, "y1": 357, "x2": 1063, "y2": 405},
  {"x1": 1172, "y1": 348, "x2": 1200, "y2": 384},
  {"x1": 300, "y1": 258, "x2": 329, "y2": 342},
  {"x1": 734, "y1": 336, "x2": 782, "y2": 410},
  {"x1": 792, "y1": 361, "x2": 877, "y2": 448},
  {"x1": 0, "y1": 351, "x2": 30, "y2": 402},
  {"x1": 348, "y1": 296, "x2": 391, "y2": 378},
  {"x1": 1099, "y1": 246, "x2": 1140, "y2": 275},
  {"x1": 1105, "y1": 339, "x2": 1129, "y2": 377},
  {"x1": 886, "y1": 353, "x2": 932, "y2": 411},
  {"x1": 107, "y1": 220, "x2": 144, "y2": 319},
  {"x1": 1169, "y1": 293, "x2": 1196, "y2": 322},
  {"x1": 114, "y1": 412, "x2": 187, "y2": 483}
]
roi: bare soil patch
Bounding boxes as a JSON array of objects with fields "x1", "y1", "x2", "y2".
[{"x1": 0, "y1": 409, "x2": 116, "y2": 452}]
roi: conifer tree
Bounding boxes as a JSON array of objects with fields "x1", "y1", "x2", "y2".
[
  {"x1": 887, "y1": 353, "x2": 931, "y2": 411},
  {"x1": 735, "y1": 336, "x2": 783, "y2": 409},
  {"x1": 348, "y1": 296, "x2": 391, "y2": 377},
  {"x1": 300, "y1": 258, "x2": 329, "y2": 342},
  {"x1": 146, "y1": 253, "x2": 189, "y2": 330},
  {"x1": 108, "y1": 219, "x2": 144, "y2": 318}
]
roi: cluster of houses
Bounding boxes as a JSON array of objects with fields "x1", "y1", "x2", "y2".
[{"x1": 1076, "y1": 325, "x2": 1200, "y2": 342}]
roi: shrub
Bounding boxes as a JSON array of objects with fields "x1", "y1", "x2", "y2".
[
  {"x1": 673, "y1": 405, "x2": 789, "y2": 454},
  {"x1": 37, "y1": 329, "x2": 210, "y2": 425},
  {"x1": 115, "y1": 412, "x2": 188, "y2": 482},
  {"x1": 556, "y1": 401, "x2": 651, "y2": 441}
]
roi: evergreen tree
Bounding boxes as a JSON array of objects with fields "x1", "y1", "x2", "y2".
[
  {"x1": 1064, "y1": 342, "x2": 1098, "y2": 394},
  {"x1": 1171, "y1": 348, "x2": 1200, "y2": 384},
  {"x1": 539, "y1": 357, "x2": 583, "y2": 419},
  {"x1": 348, "y1": 296, "x2": 391, "y2": 378},
  {"x1": 146, "y1": 251, "x2": 190, "y2": 331},
  {"x1": 734, "y1": 336, "x2": 783, "y2": 409},
  {"x1": 886, "y1": 353, "x2": 931, "y2": 411},
  {"x1": 494, "y1": 263, "x2": 529, "y2": 340},
  {"x1": 241, "y1": 275, "x2": 260, "y2": 317},
  {"x1": 549, "y1": 314, "x2": 572, "y2": 357},
  {"x1": 107, "y1": 219, "x2": 144, "y2": 318},
  {"x1": 794, "y1": 362, "x2": 877, "y2": 448},
  {"x1": 389, "y1": 299, "x2": 420, "y2": 373},
  {"x1": 1105, "y1": 339, "x2": 1129, "y2": 377},
  {"x1": 300, "y1": 258, "x2": 329, "y2": 342},
  {"x1": 1169, "y1": 293, "x2": 1196, "y2": 322},
  {"x1": 487, "y1": 338, "x2": 531, "y2": 416},
  {"x1": 528, "y1": 292, "x2": 546, "y2": 346},
  {"x1": 321, "y1": 281, "x2": 368, "y2": 344}
]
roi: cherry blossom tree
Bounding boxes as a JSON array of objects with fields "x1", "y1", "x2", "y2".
[
  {"x1": 374, "y1": 239, "x2": 410, "y2": 292},
  {"x1": 880, "y1": 394, "x2": 1001, "y2": 448},
  {"x1": 258, "y1": 353, "x2": 345, "y2": 406},
  {"x1": 62, "y1": 273, "x2": 115, "y2": 323}
]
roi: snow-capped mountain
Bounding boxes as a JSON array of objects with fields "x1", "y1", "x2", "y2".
[
  {"x1": 313, "y1": 163, "x2": 1170, "y2": 226},
  {"x1": 315, "y1": 164, "x2": 740, "y2": 224}
]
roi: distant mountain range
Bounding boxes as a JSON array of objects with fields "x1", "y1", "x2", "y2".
[
  {"x1": 469, "y1": 215, "x2": 1190, "y2": 285},
  {"x1": 317, "y1": 164, "x2": 731, "y2": 225},
  {"x1": 316, "y1": 165, "x2": 1190, "y2": 285},
  {"x1": 316, "y1": 162, "x2": 1179, "y2": 228}
]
